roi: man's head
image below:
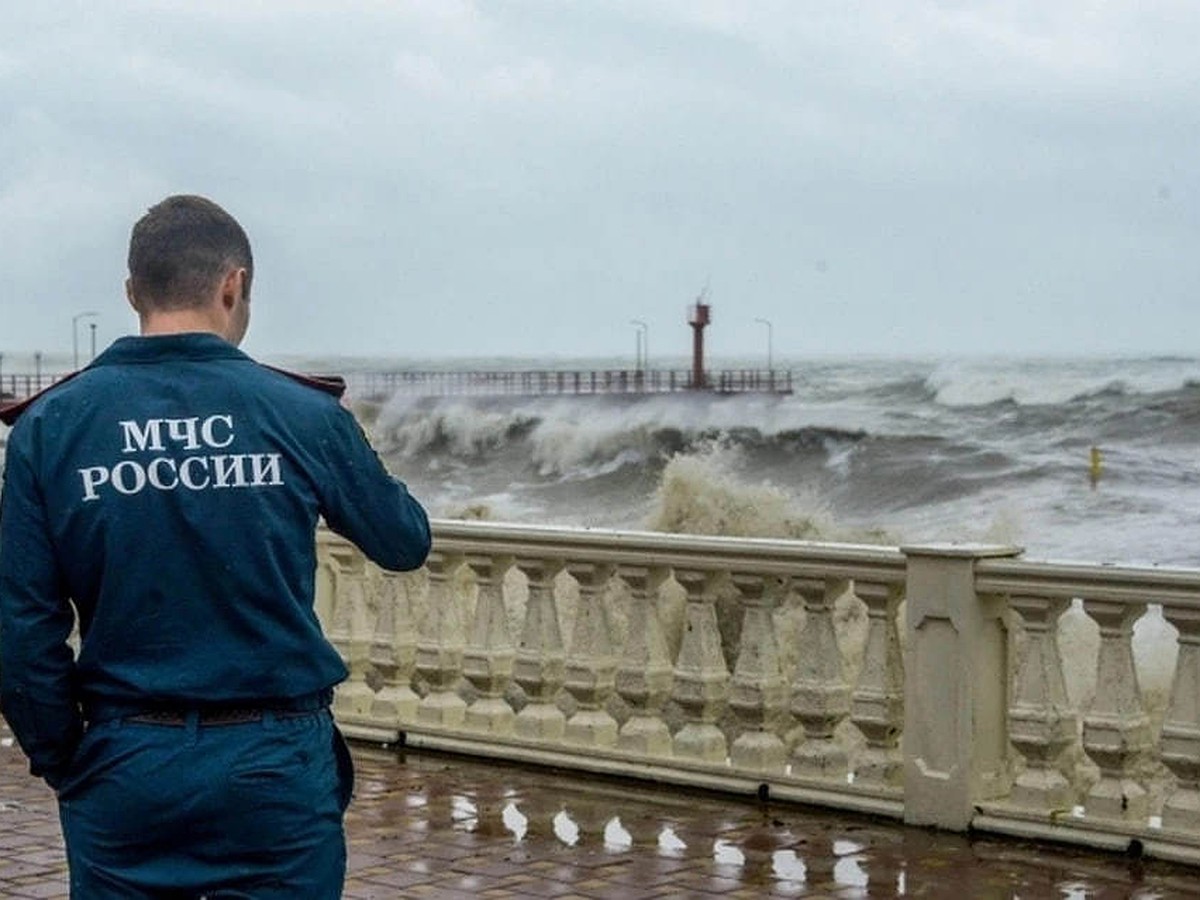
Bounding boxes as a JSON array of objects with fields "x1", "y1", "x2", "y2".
[{"x1": 126, "y1": 195, "x2": 253, "y2": 345}]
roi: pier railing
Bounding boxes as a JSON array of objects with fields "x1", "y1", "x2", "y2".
[
  {"x1": 346, "y1": 368, "x2": 793, "y2": 398},
  {"x1": 0, "y1": 373, "x2": 65, "y2": 402},
  {"x1": 319, "y1": 522, "x2": 1200, "y2": 865},
  {"x1": 1, "y1": 369, "x2": 793, "y2": 405}
]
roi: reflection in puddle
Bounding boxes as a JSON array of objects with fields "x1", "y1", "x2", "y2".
[
  {"x1": 604, "y1": 817, "x2": 632, "y2": 850},
  {"x1": 659, "y1": 826, "x2": 687, "y2": 853},
  {"x1": 451, "y1": 795, "x2": 476, "y2": 825},
  {"x1": 713, "y1": 839, "x2": 745, "y2": 865},
  {"x1": 501, "y1": 802, "x2": 527, "y2": 840},
  {"x1": 835, "y1": 855, "x2": 868, "y2": 887},
  {"x1": 833, "y1": 838, "x2": 865, "y2": 856},
  {"x1": 553, "y1": 810, "x2": 579, "y2": 846},
  {"x1": 773, "y1": 850, "x2": 806, "y2": 882}
]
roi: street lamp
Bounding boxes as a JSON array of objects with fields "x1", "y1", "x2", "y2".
[
  {"x1": 754, "y1": 317, "x2": 773, "y2": 372},
  {"x1": 629, "y1": 319, "x2": 648, "y2": 372},
  {"x1": 90, "y1": 322, "x2": 98, "y2": 361},
  {"x1": 72, "y1": 312, "x2": 98, "y2": 370}
]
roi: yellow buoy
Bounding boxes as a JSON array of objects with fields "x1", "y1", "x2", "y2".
[{"x1": 1089, "y1": 446, "x2": 1103, "y2": 487}]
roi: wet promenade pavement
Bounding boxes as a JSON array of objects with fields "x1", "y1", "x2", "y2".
[{"x1": 3, "y1": 721, "x2": 1199, "y2": 898}]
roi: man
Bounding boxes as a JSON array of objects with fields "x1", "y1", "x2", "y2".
[{"x1": 0, "y1": 195, "x2": 431, "y2": 898}]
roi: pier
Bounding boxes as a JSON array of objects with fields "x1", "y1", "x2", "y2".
[
  {"x1": 347, "y1": 367, "x2": 793, "y2": 399},
  {"x1": 1, "y1": 367, "x2": 794, "y2": 408}
]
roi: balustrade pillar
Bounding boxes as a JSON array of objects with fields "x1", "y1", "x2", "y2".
[
  {"x1": 790, "y1": 577, "x2": 852, "y2": 781},
  {"x1": 563, "y1": 562, "x2": 620, "y2": 747},
  {"x1": 367, "y1": 569, "x2": 421, "y2": 732},
  {"x1": 728, "y1": 573, "x2": 789, "y2": 772},
  {"x1": 1160, "y1": 605, "x2": 1200, "y2": 830},
  {"x1": 462, "y1": 554, "x2": 517, "y2": 735},
  {"x1": 670, "y1": 569, "x2": 730, "y2": 762},
  {"x1": 902, "y1": 544, "x2": 1020, "y2": 830},
  {"x1": 327, "y1": 544, "x2": 375, "y2": 721},
  {"x1": 615, "y1": 565, "x2": 673, "y2": 756},
  {"x1": 416, "y1": 552, "x2": 468, "y2": 727},
  {"x1": 1006, "y1": 594, "x2": 1078, "y2": 811},
  {"x1": 1080, "y1": 599, "x2": 1152, "y2": 822},
  {"x1": 850, "y1": 580, "x2": 905, "y2": 789},
  {"x1": 513, "y1": 557, "x2": 567, "y2": 741}
]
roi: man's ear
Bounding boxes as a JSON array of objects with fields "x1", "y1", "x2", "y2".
[
  {"x1": 219, "y1": 268, "x2": 246, "y2": 311},
  {"x1": 125, "y1": 278, "x2": 140, "y2": 313}
]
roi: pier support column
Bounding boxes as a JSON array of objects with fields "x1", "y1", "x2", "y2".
[{"x1": 902, "y1": 543, "x2": 1022, "y2": 830}]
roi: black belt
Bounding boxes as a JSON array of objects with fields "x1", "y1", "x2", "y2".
[
  {"x1": 126, "y1": 707, "x2": 320, "y2": 727},
  {"x1": 84, "y1": 689, "x2": 334, "y2": 727}
]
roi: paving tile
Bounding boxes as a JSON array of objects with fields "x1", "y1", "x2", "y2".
[{"x1": 4, "y1": 718, "x2": 1200, "y2": 898}]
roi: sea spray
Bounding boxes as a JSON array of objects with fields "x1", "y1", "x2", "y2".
[
  {"x1": 644, "y1": 439, "x2": 889, "y2": 544},
  {"x1": 642, "y1": 440, "x2": 876, "y2": 705}
]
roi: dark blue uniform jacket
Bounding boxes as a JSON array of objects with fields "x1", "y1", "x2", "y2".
[{"x1": 0, "y1": 333, "x2": 431, "y2": 786}]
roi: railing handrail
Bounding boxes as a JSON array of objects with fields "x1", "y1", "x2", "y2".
[
  {"x1": 425, "y1": 518, "x2": 907, "y2": 583},
  {"x1": 976, "y1": 556, "x2": 1200, "y2": 606}
]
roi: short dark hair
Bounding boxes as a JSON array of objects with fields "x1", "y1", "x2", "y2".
[{"x1": 127, "y1": 195, "x2": 253, "y2": 311}]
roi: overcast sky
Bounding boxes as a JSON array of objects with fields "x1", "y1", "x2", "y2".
[{"x1": 2, "y1": 1, "x2": 1197, "y2": 363}]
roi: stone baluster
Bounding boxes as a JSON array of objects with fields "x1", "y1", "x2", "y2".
[
  {"x1": 563, "y1": 562, "x2": 620, "y2": 747},
  {"x1": 313, "y1": 537, "x2": 337, "y2": 629},
  {"x1": 462, "y1": 554, "x2": 517, "y2": 735},
  {"x1": 416, "y1": 551, "x2": 469, "y2": 727},
  {"x1": 670, "y1": 568, "x2": 730, "y2": 762},
  {"x1": 327, "y1": 543, "x2": 375, "y2": 721},
  {"x1": 850, "y1": 580, "x2": 905, "y2": 789},
  {"x1": 727, "y1": 573, "x2": 789, "y2": 772},
  {"x1": 513, "y1": 557, "x2": 567, "y2": 741},
  {"x1": 1007, "y1": 594, "x2": 1078, "y2": 811},
  {"x1": 1080, "y1": 598, "x2": 1152, "y2": 822},
  {"x1": 615, "y1": 564, "x2": 674, "y2": 756},
  {"x1": 367, "y1": 568, "x2": 421, "y2": 730},
  {"x1": 1160, "y1": 604, "x2": 1200, "y2": 830},
  {"x1": 790, "y1": 577, "x2": 852, "y2": 780}
]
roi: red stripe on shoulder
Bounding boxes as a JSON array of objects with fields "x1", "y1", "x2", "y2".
[
  {"x1": 261, "y1": 365, "x2": 347, "y2": 399},
  {"x1": 0, "y1": 371, "x2": 84, "y2": 426}
]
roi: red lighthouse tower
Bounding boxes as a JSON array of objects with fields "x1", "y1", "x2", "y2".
[{"x1": 687, "y1": 291, "x2": 711, "y2": 390}]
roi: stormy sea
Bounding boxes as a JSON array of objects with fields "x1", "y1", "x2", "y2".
[
  {"x1": 337, "y1": 354, "x2": 1200, "y2": 569},
  {"x1": 4, "y1": 353, "x2": 1200, "y2": 568}
]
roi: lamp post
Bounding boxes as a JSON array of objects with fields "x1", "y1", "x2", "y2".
[
  {"x1": 72, "y1": 311, "x2": 98, "y2": 370},
  {"x1": 754, "y1": 317, "x2": 773, "y2": 372},
  {"x1": 629, "y1": 319, "x2": 648, "y2": 372},
  {"x1": 90, "y1": 322, "x2": 97, "y2": 361}
]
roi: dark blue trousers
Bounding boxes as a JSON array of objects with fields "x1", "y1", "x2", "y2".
[{"x1": 56, "y1": 709, "x2": 353, "y2": 899}]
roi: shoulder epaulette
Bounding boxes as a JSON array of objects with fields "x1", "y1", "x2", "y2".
[
  {"x1": 0, "y1": 371, "x2": 83, "y2": 426},
  {"x1": 262, "y1": 365, "x2": 347, "y2": 400}
]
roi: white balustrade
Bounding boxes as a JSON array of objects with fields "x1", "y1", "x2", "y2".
[
  {"x1": 315, "y1": 521, "x2": 1200, "y2": 866},
  {"x1": 1006, "y1": 594, "x2": 1078, "y2": 812},
  {"x1": 849, "y1": 580, "x2": 905, "y2": 790},
  {"x1": 462, "y1": 554, "x2": 516, "y2": 735},
  {"x1": 563, "y1": 562, "x2": 620, "y2": 747},
  {"x1": 790, "y1": 576, "x2": 852, "y2": 781},
  {"x1": 727, "y1": 572, "x2": 788, "y2": 772},
  {"x1": 670, "y1": 568, "x2": 730, "y2": 762},
  {"x1": 1080, "y1": 598, "x2": 1153, "y2": 822},
  {"x1": 1162, "y1": 604, "x2": 1200, "y2": 831}
]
